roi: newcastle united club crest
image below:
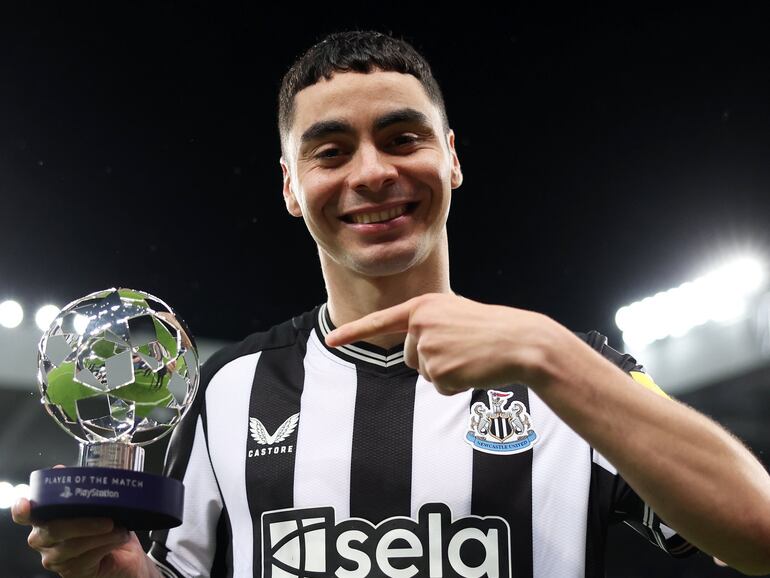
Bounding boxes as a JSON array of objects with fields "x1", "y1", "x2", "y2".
[{"x1": 465, "y1": 390, "x2": 539, "y2": 455}]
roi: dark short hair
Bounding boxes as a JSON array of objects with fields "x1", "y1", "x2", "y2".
[{"x1": 278, "y1": 30, "x2": 449, "y2": 157}]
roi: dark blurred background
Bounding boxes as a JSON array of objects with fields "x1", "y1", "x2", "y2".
[{"x1": 1, "y1": 2, "x2": 768, "y2": 576}]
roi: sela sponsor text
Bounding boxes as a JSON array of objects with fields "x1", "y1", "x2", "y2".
[{"x1": 262, "y1": 502, "x2": 511, "y2": 578}]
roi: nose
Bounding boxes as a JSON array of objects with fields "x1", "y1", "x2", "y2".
[{"x1": 346, "y1": 142, "x2": 398, "y2": 194}]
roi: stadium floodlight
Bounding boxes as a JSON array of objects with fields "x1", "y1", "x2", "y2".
[
  {"x1": 0, "y1": 300, "x2": 24, "y2": 329},
  {"x1": 35, "y1": 304, "x2": 61, "y2": 332},
  {"x1": 0, "y1": 482, "x2": 30, "y2": 509},
  {"x1": 0, "y1": 481, "x2": 15, "y2": 509},
  {"x1": 616, "y1": 256, "x2": 766, "y2": 349}
]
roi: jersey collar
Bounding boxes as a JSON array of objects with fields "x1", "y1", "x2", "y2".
[{"x1": 315, "y1": 303, "x2": 407, "y2": 369}]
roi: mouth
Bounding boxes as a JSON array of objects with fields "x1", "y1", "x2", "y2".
[{"x1": 340, "y1": 202, "x2": 419, "y2": 225}]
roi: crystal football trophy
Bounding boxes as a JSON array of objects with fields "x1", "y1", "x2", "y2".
[{"x1": 29, "y1": 288, "x2": 199, "y2": 530}]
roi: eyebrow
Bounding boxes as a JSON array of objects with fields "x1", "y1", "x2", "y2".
[{"x1": 299, "y1": 107, "x2": 432, "y2": 146}]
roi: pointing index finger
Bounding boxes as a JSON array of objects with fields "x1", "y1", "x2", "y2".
[{"x1": 325, "y1": 300, "x2": 414, "y2": 347}]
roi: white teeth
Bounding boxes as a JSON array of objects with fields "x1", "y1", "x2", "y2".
[{"x1": 349, "y1": 204, "x2": 409, "y2": 224}]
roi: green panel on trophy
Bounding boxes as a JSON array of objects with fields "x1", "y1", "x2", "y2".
[
  {"x1": 153, "y1": 317, "x2": 179, "y2": 359},
  {"x1": 46, "y1": 362, "x2": 103, "y2": 422},
  {"x1": 91, "y1": 338, "x2": 118, "y2": 359},
  {"x1": 117, "y1": 288, "x2": 151, "y2": 306}
]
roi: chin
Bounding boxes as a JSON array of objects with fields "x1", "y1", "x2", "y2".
[
  {"x1": 321, "y1": 231, "x2": 446, "y2": 279},
  {"x1": 343, "y1": 248, "x2": 427, "y2": 278}
]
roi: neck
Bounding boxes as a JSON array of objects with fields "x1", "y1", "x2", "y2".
[{"x1": 321, "y1": 237, "x2": 452, "y2": 349}]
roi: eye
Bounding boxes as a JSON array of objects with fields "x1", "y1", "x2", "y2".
[
  {"x1": 391, "y1": 134, "x2": 419, "y2": 146},
  {"x1": 315, "y1": 147, "x2": 343, "y2": 159}
]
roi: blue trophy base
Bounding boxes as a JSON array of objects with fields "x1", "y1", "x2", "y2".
[{"x1": 29, "y1": 467, "x2": 184, "y2": 530}]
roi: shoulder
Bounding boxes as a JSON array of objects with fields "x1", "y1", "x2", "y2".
[
  {"x1": 199, "y1": 305, "x2": 319, "y2": 388},
  {"x1": 574, "y1": 329, "x2": 644, "y2": 373},
  {"x1": 575, "y1": 329, "x2": 669, "y2": 397}
]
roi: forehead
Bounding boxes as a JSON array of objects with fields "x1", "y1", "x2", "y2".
[{"x1": 290, "y1": 70, "x2": 440, "y2": 137}]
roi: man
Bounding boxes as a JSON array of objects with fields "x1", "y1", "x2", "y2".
[{"x1": 13, "y1": 30, "x2": 770, "y2": 578}]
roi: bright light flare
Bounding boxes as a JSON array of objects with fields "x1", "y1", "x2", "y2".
[
  {"x1": 0, "y1": 482, "x2": 30, "y2": 509},
  {"x1": 35, "y1": 304, "x2": 61, "y2": 332},
  {"x1": 0, "y1": 300, "x2": 24, "y2": 329},
  {"x1": 73, "y1": 313, "x2": 90, "y2": 333},
  {"x1": 617, "y1": 256, "x2": 767, "y2": 349}
]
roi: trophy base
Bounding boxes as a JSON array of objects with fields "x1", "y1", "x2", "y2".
[{"x1": 29, "y1": 467, "x2": 184, "y2": 530}]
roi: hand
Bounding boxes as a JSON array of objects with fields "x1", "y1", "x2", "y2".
[
  {"x1": 325, "y1": 293, "x2": 563, "y2": 394},
  {"x1": 12, "y1": 473, "x2": 158, "y2": 578}
]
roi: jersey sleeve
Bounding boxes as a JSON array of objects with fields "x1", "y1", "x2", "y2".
[
  {"x1": 579, "y1": 330, "x2": 698, "y2": 558},
  {"x1": 610, "y1": 465, "x2": 697, "y2": 557},
  {"x1": 147, "y1": 360, "x2": 226, "y2": 577}
]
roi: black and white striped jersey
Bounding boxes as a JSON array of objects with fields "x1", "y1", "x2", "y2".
[{"x1": 148, "y1": 304, "x2": 696, "y2": 578}]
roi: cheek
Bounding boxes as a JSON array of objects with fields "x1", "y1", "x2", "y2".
[
  {"x1": 406, "y1": 155, "x2": 451, "y2": 189},
  {"x1": 305, "y1": 173, "x2": 341, "y2": 206},
  {"x1": 302, "y1": 196, "x2": 340, "y2": 234}
]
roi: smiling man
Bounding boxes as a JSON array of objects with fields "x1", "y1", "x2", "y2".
[
  {"x1": 15, "y1": 30, "x2": 770, "y2": 578},
  {"x1": 279, "y1": 67, "x2": 461, "y2": 348}
]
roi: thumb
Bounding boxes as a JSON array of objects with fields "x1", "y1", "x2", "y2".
[
  {"x1": 11, "y1": 497, "x2": 31, "y2": 526},
  {"x1": 12, "y1": 464, "x2": 67, "y2": 524}
]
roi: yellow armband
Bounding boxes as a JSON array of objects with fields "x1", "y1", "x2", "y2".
[{"x1": 629, "y1": 370, "x2": 670, "y2": 399}]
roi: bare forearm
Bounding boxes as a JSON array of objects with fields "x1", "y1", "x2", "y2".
[
  {"x1": 531, "y1": 325, "x2": 770, "y2": 574},
  {"x1": 326, "y1": 296, "x2": 770, "y2": 572}
]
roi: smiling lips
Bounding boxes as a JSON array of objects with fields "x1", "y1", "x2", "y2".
[{"x1": 342, "y1": 203, "x2": 416, "y2": 225}]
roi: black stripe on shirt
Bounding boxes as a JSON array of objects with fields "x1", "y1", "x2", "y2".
[
  {"x1": 470, "y1": 384, "x2": 533, "y2": 578},
  {"x1": 210, "y1": 505, "x2": 233, "y2": 578},
  {"x1": 245, "y1": 337, "x2": 308, "y2": 577},
  {"x1": 349, "y1": 367, "x2": 419, "y2": 522},
  {"x1": 585, "y1": 454, "x2": 617, "y2": 578}
]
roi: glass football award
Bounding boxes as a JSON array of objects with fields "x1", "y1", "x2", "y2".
[{"x1": 29, "y1": 288, "x2": 199, "y2": 530}]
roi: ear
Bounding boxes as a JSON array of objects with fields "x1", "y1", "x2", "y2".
[
  {"x1": 446, "y1": 130, "x2": 463, "y2": 189},
  {"x1": 280, "y1": 157, "x2": 303, "y2": 217}
]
